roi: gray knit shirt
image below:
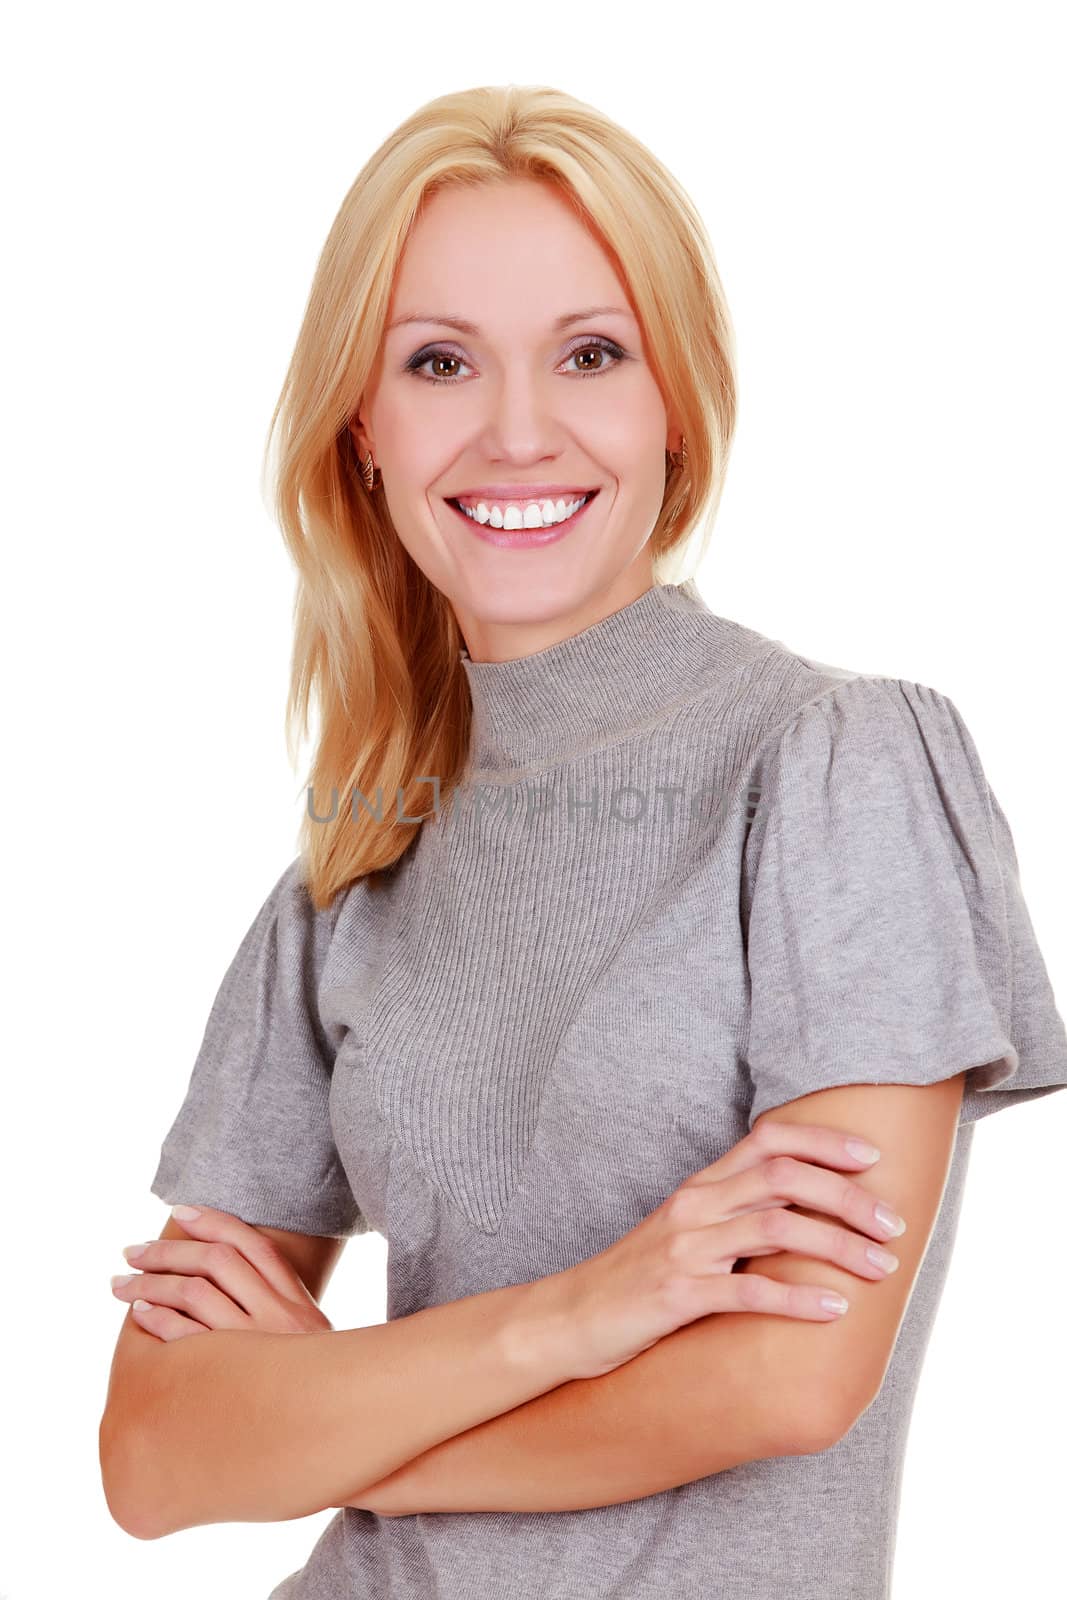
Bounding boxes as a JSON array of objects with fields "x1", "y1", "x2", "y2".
[{"x1": 150, "y1": 579, "x2": 1067, "y2": 1598}]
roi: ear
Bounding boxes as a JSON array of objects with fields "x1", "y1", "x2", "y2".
[{"x1": 349, "y1": 417, "x2": 373, "y2": 457}]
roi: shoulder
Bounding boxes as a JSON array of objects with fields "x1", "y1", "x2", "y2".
[
  {"x1": 738, "y1": 663, "x2": 983, "y2": 842},
  {"x1": 238, "y1": 855, "x2": 401, "y2": 1045},
  {"x1": 275, "y1": 851, "x2": 405, "y2": 950},
  {"x1": 746, "y1": 665, "x2": 972, "y2": 786},
  {"x1": 676, "y1": 599, "x2": 963, "y2": 774}
]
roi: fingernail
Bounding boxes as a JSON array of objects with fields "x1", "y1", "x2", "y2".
[
  {"x1": 874, "y1": 1204, "x2": 906, "y2": 1237},
  {"x1": 111, "y1": 1273, "x2": 137, "y2": 1288},
  {"x1": 122, "y1": 1243, "x2": 149, "y2": 1262},
  {"x1": 867, "y1": 1245, "x2": 900, "y2": 1273},
  {"x1": 845, "y1": 1138, "x2": 880, "y2": 1163},
  {"x1": 171, "y1": 1205, "x2": 201, "y2": 1220}
]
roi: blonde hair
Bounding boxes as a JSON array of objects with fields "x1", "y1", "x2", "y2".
[{"x1": 262, "y1": 84, "x2": 738, "y2": 910}]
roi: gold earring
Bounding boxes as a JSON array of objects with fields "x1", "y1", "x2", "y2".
[{"x1": 360, "y1": 449, "x2": 376, "y2": 491}]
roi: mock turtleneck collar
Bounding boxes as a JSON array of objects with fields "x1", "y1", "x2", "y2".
[{"x1": 458, "y1": 579, "x2": 745, "y2": 776}]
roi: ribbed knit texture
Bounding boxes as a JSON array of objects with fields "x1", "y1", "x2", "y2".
[{"x1": 151, "y1": 579, "x2": 1067, "y2": 1598}]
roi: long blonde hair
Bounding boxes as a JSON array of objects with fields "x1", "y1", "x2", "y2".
[{"x1": 262, "y1": 84, "x2": 738, "y2": 910}]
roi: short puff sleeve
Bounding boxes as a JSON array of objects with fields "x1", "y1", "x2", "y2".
[
  {"x1": 739, "y1": 676, "x2": 1067, "y2": 1129},
  {"x1": 150, "y1": 856, "x2": 365, "y2": 1237}
]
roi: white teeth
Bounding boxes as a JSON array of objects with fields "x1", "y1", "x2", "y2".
[{"x1": 456, "y1": 494, "x2": 590, "y2": 529}]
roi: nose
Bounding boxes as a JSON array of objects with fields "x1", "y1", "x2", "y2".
[{"x1": 474, "y1": 367, "x2": 578, "y2": 465}]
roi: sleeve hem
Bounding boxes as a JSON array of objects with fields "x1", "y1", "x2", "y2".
[
  {"x1": 748, "y1": 1040, "x2": 1067, "y2": 1131},
  {"x1": 149, "y1": 1176, "x2": 369, "y2": 1239}
]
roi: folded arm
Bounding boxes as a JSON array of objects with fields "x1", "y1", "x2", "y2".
[
  {"x1": 100, "y1": 1253, "x2": 581, "y2": 1540},
  {"x1": 341, "y1": 1287, "x2": 808, "y2": 1516},
  {"x1": 347, "y1": 1074, "x2": 966, "y2": 1516}
]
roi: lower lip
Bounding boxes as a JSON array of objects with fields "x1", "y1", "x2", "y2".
[{"x1": 446, "y1": 491, "x2": 599, "y2": 549}]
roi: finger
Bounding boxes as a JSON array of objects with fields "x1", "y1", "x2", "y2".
[
  {"x1": 692, "y1": 1122, "x2": 881, "y2": 1185},
  {"x1": 128, "y1": 1298, "x2": 212, "y2": 1343},
  {"x1": 114, "y1": 1270, "x2": 252, "y2": 1329},
  {"x1": 690, "y1": 1271, "x2": 852, "y2": 1322},
  {"x1": 710, "y1": 1156, "x2": 907, "y2": 1242},
  {"x1": 162, "y1": 1205, "x2": 314, "y2": 1305},
  {"x1": 709, "y1": 1208, "x2": 899, "y2": 1282},
  {"x1": 119, "y1": 1236, "x2": 285, "y2": 1320}
]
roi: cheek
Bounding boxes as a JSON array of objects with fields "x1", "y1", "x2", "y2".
[
  {"x1": 379, "y1": 484, "x2": 460, "y2": 596},
  {"x1": 581, "y1": 387, "x2": 669, "y2": 471}
]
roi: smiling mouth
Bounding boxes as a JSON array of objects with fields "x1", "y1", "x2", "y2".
[{"x1": 445, "y1": 488, "x2": 600, "y2": 530}]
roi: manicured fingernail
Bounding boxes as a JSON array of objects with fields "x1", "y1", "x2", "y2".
[
  {"x1": 132, "y1": 1299, "x2": 153, "y2": 1311},
  {"x1": 171, "y1": 1205, "x2": 201, "y2": 1220},
  {"x1": 845, "y1": 1138, "x2": 880, "y2": 1163},
  {"x1": 821, "y1": 1293, "x2": 850, "y2": 1314},
  {"x1": 111, "y1": 1273, "x2": 137, "y2": 1288},
  {"x1": 122, "y1": 1243, "x2": 149, "y2": 1262},
  {"x1": 874, "y1": 1204, "x2": 906, "y2": 1237}
]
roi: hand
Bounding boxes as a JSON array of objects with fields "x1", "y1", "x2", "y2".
[
  {"x1": 552, "y1": 1120, "x2": 907, "y2": 1380},
  {"x1": 109, "y1": 1204, "x2": 333, "y2": 1343}
]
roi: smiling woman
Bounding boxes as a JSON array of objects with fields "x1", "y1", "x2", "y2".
[{"x1": 106, "y1": 80, "x2": 1067, "y2": 1600}]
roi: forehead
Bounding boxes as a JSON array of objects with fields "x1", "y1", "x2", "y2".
[{"x1": 388, "y1": 179, "x2": 634, "y2": 337}]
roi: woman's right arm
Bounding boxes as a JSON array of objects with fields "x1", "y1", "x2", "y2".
[{"x1": 100, "y1": 1252, "x2": 579, "y2": 1540}]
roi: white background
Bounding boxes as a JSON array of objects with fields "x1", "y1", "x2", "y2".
[{"x1": 3, "y1": 1, "x2": 1064, "y2": 1595}]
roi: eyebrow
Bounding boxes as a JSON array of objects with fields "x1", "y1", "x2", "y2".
[{"x1": 386, "y1": 305, "x2": 635, "y2": 336}]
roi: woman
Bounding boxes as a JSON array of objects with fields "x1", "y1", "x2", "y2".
[{"x1": 104, "y1": 85, "x2": 1067, "y2": 1596}]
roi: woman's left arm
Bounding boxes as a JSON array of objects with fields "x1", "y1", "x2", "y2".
[
  {"x1": 343, "y1": 1287, "x2": 797, "y2": 1515},
  {"x1": 348, "y1": 1073, "x2": 966, "y2": 1515}
]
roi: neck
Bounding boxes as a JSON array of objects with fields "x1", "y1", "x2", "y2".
[{"x1": 457, "y1": 579, "x2": 748, "y2": 777}]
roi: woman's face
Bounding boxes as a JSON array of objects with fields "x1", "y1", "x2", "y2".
[{"x1": 352, "y1": 178, "x2": 684, "y2": 663}]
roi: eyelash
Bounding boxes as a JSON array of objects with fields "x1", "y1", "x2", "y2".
[{"x1": 404, "y1": 335, "x2": 629, "y2": 386}]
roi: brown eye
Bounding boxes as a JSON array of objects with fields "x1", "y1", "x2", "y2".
[
  {"x1": 428, "y1": 354, "x2": 462, "y2": 381},
  {"x1": 564, "y1": 338, "x2": 627, "y2": 378},
  {"x1": 404, "y1": 347, "x2": 471, "y2": 385}
]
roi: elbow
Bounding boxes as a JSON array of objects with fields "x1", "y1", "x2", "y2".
[
  {"x1": 786, "y1": 1411, "x2": 849, "y2": 1458},
  {"x1": 99, "y1": 1407, "x2": 170, "y2": 1541},
  {"x1": 778, "y1": 1379, "x2": 874, "y2": 1458}
]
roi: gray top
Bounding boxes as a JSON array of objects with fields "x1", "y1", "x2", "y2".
[{"x1": 150, "y1": 579, "x2": 1067, "y2": 1598}]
